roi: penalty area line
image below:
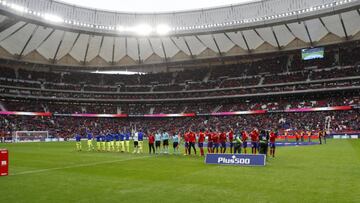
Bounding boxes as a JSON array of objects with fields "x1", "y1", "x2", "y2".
[{"x1": 11, "y1": 155, "x2": 150, "y2": 176}]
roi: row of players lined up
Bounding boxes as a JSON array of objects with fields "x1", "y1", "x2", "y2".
[{"x1": 75, "y1": 128, "x2": 328, "y2": 157}]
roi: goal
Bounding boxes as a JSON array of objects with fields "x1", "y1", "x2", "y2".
[{"x1": 12, "y1": 131, "x2": 49, "y2": 143}]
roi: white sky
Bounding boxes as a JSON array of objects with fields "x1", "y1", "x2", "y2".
[{"x1": 58, "y1": 0, "x2": 256, "y2": 13}]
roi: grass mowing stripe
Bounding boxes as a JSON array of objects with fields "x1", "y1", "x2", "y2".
[{"x1": 11, "y1": 155, "x2": 150, "y2": 176}]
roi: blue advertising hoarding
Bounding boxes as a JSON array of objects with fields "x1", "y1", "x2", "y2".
[
  {"x1": 330, "y1": 133, "x2": 359, "y2": 139},
  {"x1": 205, "y1": 154, "x2": 266, "y2": 166}
]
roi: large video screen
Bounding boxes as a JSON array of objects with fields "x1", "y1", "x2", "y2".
[{"x1": 301, "y1": 47, "x2": 324, "y2": 60}]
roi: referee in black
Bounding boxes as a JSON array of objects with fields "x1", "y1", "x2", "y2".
[{"x1": 319, "y1": 130, "x2": 323, "y2": 144}]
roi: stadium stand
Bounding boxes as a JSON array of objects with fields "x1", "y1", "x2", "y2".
[
  {"x1": 0, "y1": 28, "x2": 359, "y2": 140},
  {"x1": 1, "y1": 109, "x2": 359, "y2": 140}
]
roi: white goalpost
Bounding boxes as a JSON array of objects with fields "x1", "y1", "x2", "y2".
[{"x1": 12, "y1": 131, "x2": 49, "y2": 143}]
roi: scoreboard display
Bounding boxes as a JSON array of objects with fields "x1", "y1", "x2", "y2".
[{"x1": 302, "y1": 47, "x2": 324, "y2": 60}]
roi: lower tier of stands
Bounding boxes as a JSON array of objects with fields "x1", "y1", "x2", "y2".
[{"x1": 0, "y1": 109, "x2": 358, "y2": 139}]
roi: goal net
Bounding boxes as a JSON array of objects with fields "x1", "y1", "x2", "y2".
[{"x1": 12, "y1": 131, "x2": 49, "y2": 143}]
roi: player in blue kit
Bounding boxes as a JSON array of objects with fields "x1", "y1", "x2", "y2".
[
  {"x1": 114, "y1": 132, "x2": 120, "y2": 152},
  {"x1": 75, "y1": 133, "x2": 82, "y2": 151},
  {"x1": 119, "y1": 131, "x2": 125, "y2": 152},
  {"x1": 101, "y1": 132, "x2": 106, "y2": 151},
  {"x1": 86, "y1": 130, "x2": 94, "y2": 151},
  {"x1": 125, "y1": 130, "x2": 130, "y2": 153},
  {"x1": 109, "y1": 133, "x2": 115, "y2": 151},
  {"x1": 138, "y1": 130, "x2": 144, "y2": 153},
  {"x1": 95, "y1": 133, "x2": 101, "y2": 151},
  {"x1": 105, "y1": 133, "x2": 111, "y2": 152}
]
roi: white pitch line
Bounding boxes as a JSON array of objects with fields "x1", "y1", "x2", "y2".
[{"x1": 11, "y1": 155, "x2": 150, "y2": 176}]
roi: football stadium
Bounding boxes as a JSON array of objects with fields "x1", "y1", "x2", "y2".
[{"x1": 0, "y1": 0, "x2": 360, "y2": 202}]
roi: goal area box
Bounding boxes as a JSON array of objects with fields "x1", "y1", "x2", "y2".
[{"x1": 12, "y1": 131, "x2": 49, "y2": 143}]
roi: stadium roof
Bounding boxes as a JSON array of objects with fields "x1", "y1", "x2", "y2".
[
  {"x1": 0, "y1": 0, "x2": 359, "y2": 69},
  {"x1": 58, "y1": 0, "x2": 256, "y2": 13}
]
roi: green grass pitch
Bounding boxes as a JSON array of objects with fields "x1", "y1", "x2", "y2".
[{"x1": 0, "y1": 140, "x2": 360, "y2": 203}]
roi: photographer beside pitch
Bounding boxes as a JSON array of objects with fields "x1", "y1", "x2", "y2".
[{"x1": 258, "y1": 130, "x2": 269, "y2": 156}]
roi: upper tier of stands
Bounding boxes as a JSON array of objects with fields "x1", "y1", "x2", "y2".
[
  {"x1": 1, "y1": 94, "x2": 359, "y2": 114},
  {"x1": 0, "y1": 44, "x2": 358, "y2": 93}
]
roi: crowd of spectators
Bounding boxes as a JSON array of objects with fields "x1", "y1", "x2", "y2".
[
  {"x1": 153, "y1": 84, "x2": 184, "y2": 92},
  {"x1": 83, "y1": 85, "x2": 117, "y2": 92},
  {"x1": 1, "y1": 65, "x2": 359, "y2": 94},
  {"x1": 310, "y1": 66, "x2": 360, "y2": 80},
  {"x1": 263, "y1": 71, "x2": 309, "y2": 84},
  {"x1": 0, "y1": 66, "x2": 16, "y2": 78},
  {"x1": 175, "y1": 68, "x2": 208, "y2": 83},
  {"x1": 219, "y1": 77, "x2": 261, "y2": 88},
  {"x1": 339, "y1": 43, "x2": 360, "y2": 66},
  {"x1": 1, "y1": 95, "x2": 359, "y2": 115},
  {"x1": 1, "y1": 109, "x2": 358, "y2": 139},
  {"x1": 1, "y1": 77, "x2": 359, "y2": 101},
  {"x1": 18, "y1": 69, "x2": 61, "y2": 83},
  {"x1": 187, "y1": 81, "x2": 219, "y2": 90},
  {"x1": 121, "y1": 86, "x2": 151, "y2": 92},
  {"x1": 139, "y1": 72, "x2": 173, "y2": 85},
  {"x1": 0, "y1": 44, "x2": 359, "y2": 94},
  {"x1": 219, "y1": 96, "x2": 360, "y2": 112},
  {"x1": 45, "y1": 83, "x2": 81, "y2": 91},
  {"x1": 0, "y1": 79, "x2": 41, "y2": 88}
]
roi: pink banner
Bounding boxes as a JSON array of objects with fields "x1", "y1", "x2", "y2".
[
  {"x1": 70, "y1": 113, "x2": 128, "y2": 118},
  {"x1": 143, "y1": 113, "x2": 196, "y2": 118},
  {"x1": 0, "y1": 111, "x2": 52, "y2": 116},
  {"x1": 277, "y1": 136, "x2": 319, "y2": 139},
  {"x1": 210, "y1": 110, "x2": 267, "y2": 116},
  {"x1": 0, "y1": 106, "x2": 353, "y2": 118},
  {"x1": 284, "y1": 106, "x2": 352, "y2": 112}
]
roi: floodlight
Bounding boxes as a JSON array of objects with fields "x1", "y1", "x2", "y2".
[
  {"x1": 43, "y1": 13, "x2": 63, "y2": 23},
  {"x1": 116, "y1": 25, "x2": 125, "y2": 32},
  {"x1": 156, "y1": 24, "x2": 170, "y2": 35},
  {"x1": 131, "y1": 24, "x2": 153, "y2": 36},
  {"x1": 10, "y1": 4, "x2": 27, "y2": 13}
]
